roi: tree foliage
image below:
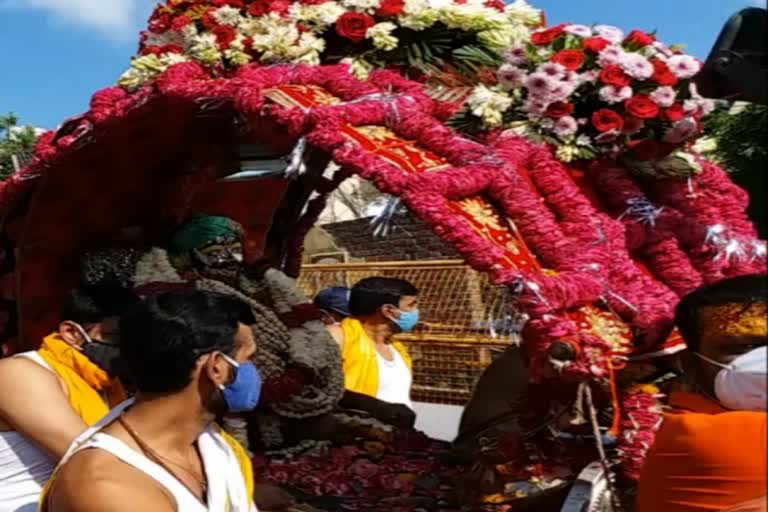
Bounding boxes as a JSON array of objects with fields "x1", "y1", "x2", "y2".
[
  {"x1": 0, "y1": 113, "x2": 39, "y2": 181},
  {"x1": 701, "y1": 103, "x2": 767, "y2": 237}
]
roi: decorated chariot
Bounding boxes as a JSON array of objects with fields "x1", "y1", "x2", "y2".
[{"x1": 0, "y1": 0, "x2": 764, "y2": 510}]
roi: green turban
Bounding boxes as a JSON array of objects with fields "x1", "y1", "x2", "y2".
[{"x1": 170, "y1": 214, "x2": 243, "y2": 254}]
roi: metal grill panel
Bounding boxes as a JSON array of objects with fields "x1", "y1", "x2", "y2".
[{"x1": 298, "y1": 260, "x2": 517, "y2": 404}]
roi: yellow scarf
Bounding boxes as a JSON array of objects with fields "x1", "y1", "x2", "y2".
[
  {"x1": 216, "y1": 426, "x2": 255, "y2": 509},
  {"x1": 340, "y1": 318, "x2": 412, "y2": 398},
  {"x1": 37, "y1": 333, "x2": 125, "y2": 426}
]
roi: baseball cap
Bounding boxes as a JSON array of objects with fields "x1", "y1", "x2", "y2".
[{"x1": 314, "y1": 287, "x2": 351, "y2": 317}]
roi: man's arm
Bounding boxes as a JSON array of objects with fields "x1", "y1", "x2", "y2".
[{"x1": 0, "y1": 357, "x2": 88, "y2": 458}]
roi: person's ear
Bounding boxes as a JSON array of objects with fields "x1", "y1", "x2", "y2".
[
  {"x1": 380, "y1": 304, "x2": 399, "y2": 321},
  {"x1": 58, "y1": 321, "x2": 87, "y2": 348},
  {"x1": 202, "y1": 352, "x2": 231, "y2": 388}
]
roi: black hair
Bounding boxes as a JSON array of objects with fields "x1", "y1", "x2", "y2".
[
  {"x1": 60, "y1": 284, "x2": 141, "y2": 325},
  {"x1": 118, "y1": 290, "x2": 255, "y2": 394},
  {"x1": 349, "y1": 277, "x2": 418, "y2": 317},
  {"x1": 675, "y1": 274, "x2": 767, "y2": 351}
]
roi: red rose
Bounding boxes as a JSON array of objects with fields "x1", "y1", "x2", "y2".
[
  {"x1": 550, "y1": 49, "x2": 585, "y2": 71},
  {"x1": 161, "y1": 44, "x2": 183, "y2": 54},
  {"x1": 148, "y1": 12, "x2": 172, "y2": 33},
  {"x1": 625, "y1": 95, "x2": 660, "y2": 119},
  {"x1": 170, "y1": 14, "x2": 192, "y2": 32},
  {"x1": 248, "y1": 0, "x2": 270, "y2": 16},
  {"x1": 599, "y1": 65, "x2": 631, "y2": 87},
  {"x1": 650, "y1": 59, "x2": 678, "y2": 86},
  {"x1": 624, "y1": 29, "x2": 656, "y2": 47},
  {"x1": 484, "y1": 0, "x2": 505, "y2": 11},
  {"x1": 591, "y1": 109, "x2": 625, "y2": 132},
  {"x1": 212, "y1": 25, "x2": 237, "y2": 50},
  {"x1": 140, "y1": 45, "x2": 164, "y2": 57},
  {"x1": 546, "y1": 101, "x2": 574, "y2": 119},
  {"x1": 582, "y1": 36, "x2": 610, "y2": 54},
  {"x1": 531, "y1": 24, "x2": 566, "y2": 45},
  {"x1": 269, "y1": 0, "x2": 291, "y2": 15},
  {"x1": 200, "y1": 8, "x2": 219, "y2": 29},
  {"x1": 375, "y1": 0, "x2": 405, "y2": 17},
  {"x1": 335, "y1": 12, "x2": 375, "y2": 43},
  {"x1": 661, "y1": 104, "x2": 685, "y2": 122}
]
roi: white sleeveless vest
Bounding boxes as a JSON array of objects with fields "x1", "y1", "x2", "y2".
[
  {"x1": 56, "y1": 399, "x2": 255, "y2": 512},
  {"x1": 0, "y1": 352, "x2": 58, "y2": 512}
]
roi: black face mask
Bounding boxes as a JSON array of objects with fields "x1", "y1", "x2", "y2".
[
  {"x1": 72, "y1": 323, "x2": 124, "y2": 379},
  {"x1": 81, "y1": 340, "x2": 123, "y2": 378}
]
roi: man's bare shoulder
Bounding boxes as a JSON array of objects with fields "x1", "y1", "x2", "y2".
[
  {"x1": 49, "y1": 448, "x2": 175, "y2": 512},
  {"x1": 0, "y1": 356, "x2": 60, "y2": 388}
]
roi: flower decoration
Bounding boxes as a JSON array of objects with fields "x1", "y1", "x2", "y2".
[
  {"x1": 119, "y1": 0, "x2": 544, "y2": 89},
  {"x1": 452, "y1": 23, "x2": 714, "y2": 176}
]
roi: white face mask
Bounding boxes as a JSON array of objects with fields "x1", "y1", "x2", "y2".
[{"x1": 695, "y1": 347, "x2": 767, "y2": 411}]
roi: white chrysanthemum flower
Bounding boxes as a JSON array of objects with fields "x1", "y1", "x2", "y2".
[
  {"x1": 467, "y1": 85, "x2": 513, "y2": 127},
  {"x1": 130, "y1": 54, "x2": 167, "y2": 74},
  {"x1": 160, "y1": 53, "x2": 189, "y2": 67},
  {"x1": 399, "y1": 8, "x2": 438, "y2": 30},
  {"x1": 180, "y1": 23, "x2": 199, "y2": 44},
  {"x1": 402, "y1": 0, "x2": 429, "y2": 14},
  {"x1": 238, "y1": 16, "x2": 261, "y2": 36},
  {"x1": 576, "y1": 134, "x2": 592, "y2": 147},
  {"x1": 213, "y1": 5, "x2": 243, "y2": 27},
  {"x1": 341, "y1": 0, "x2": 381, "y2": 12},
  {"x1": 366, "y1": 22, "x2": 399, "y2": 51},
  {"x1": 190, "y1": 33, "x2": 223, "y2": 64},
  {"x1": 290, "y1": 3, "x2": 346, "y2": 26},
  {"x1": 505, "y1": 0, "x2": 541, "y2": 27}
]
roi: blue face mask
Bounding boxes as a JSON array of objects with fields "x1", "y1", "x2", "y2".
[
  {"x1": 218, "y1": 354, "x2": 262, "y2": 413},
  {"x1": 393, "y1": 309, "x2": 420, "y2": 333}
]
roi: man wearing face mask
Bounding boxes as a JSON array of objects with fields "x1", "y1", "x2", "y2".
[
  {"x1": 43, "y1": 290, "x2": 260, "y2": 512},
  {"x1": 329, "y1": 277, "x2": 419, "y2": 428},
  {"x1": 0, "y1": 284, "x2": 139, "y2": 512},
  {"x1": 637, "y1": 274, "x2": 767, "y2": 512}
]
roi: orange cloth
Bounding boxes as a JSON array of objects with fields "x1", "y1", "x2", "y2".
[
  {"x1": 637, "y1": 391, "x2": 767, "y2": 512},
  {"x1": 340, "y1": 317, "x2": 412, "y2": 398},
  {"x1": 37, "y1": 333, "x2": 125, "y2": 425}
]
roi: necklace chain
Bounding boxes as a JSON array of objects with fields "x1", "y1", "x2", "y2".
[{"x1": 117, "y1": 415, "x2": 208, "y2": 500}]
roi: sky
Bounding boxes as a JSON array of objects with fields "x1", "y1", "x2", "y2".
[{"x1": 0, "y1": 0, "x2": 762, "y2": 129}]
